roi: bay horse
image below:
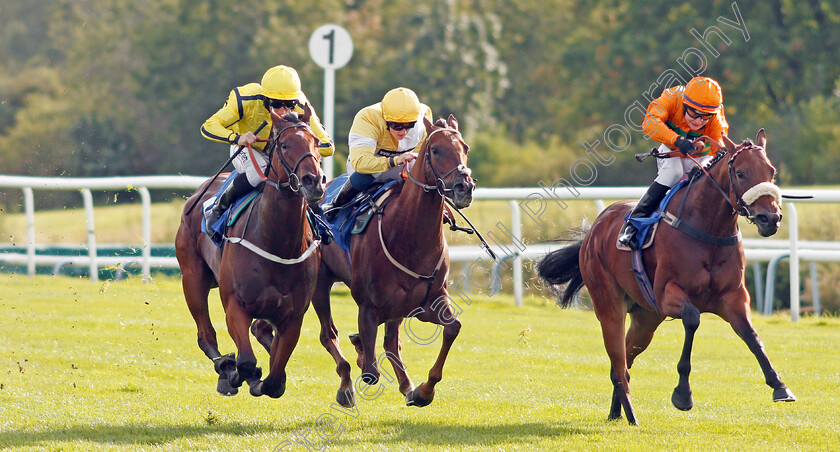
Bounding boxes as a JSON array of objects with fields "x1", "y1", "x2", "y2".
[
  {"x1": 537, "y1": 130, "x2": 796, "y2": 425},
  {"x1": 175, "y1": 110, "x2": 328, "y2": 401},
  {"x1": 307, "y1": 115, "x2": 474, "y2": 407}
]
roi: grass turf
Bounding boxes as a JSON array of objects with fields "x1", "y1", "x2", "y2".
[{"x1": 0, "y1": 274, "x2": 838, "y2": 451}]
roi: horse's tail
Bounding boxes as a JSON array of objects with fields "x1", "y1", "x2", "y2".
[{"x1": 537, "y1": 239, "x2": 585, "y2": 309}]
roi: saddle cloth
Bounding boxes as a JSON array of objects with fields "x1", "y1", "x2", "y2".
[
  {"x1": 319, "y1": 174, "x2": 400, "y2": 253},
  {"x1": 201, "y1": 171, "x2": 258, "y2": 247},
  {"x1": 616, "y1": 179, "x2": 688, "y2": 251},
  {"x1": 201, "y1": 171, "x2": 331, "y2": 248}
]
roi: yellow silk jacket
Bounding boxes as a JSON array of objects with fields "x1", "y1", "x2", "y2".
[{"x1": 201, "y1": 83, "x2": 334, "y2": 156}]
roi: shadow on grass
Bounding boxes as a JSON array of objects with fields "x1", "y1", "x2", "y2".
[
  {"x1": 0, "y1": 422, "x2": 278, "y2": 448},
  {"x1": 327, "y1": 419, "x2": 594, "y2": 448},
  {"x1": 0, "y1": 418, "x2": 597, "y2": 449}
]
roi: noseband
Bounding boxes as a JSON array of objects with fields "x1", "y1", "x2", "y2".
[
  {"x1": 263, "y1": 123, "x2": 322, "y2": 193},
  {"x1": 726, "y1": 145, "x2": 781, "y2": 221},
  {"x1": 406, "y1": 127, "x2": 472, "y2": 197},
  {"x1": 686, "y1": 144, "x2": 779, "y2": 222}
]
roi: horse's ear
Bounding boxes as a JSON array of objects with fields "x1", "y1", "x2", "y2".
[
  {"x1": 423, "y1": 115, "x2": 434, "y2": 134},
  {"x1": 448, "y1": 114, "x2": 459, "y2": 131},
  {"x1": 722, "y1": 133, "x2": 737, "y2": 153},
  {"x1": 300, "y1": 101, "x2": 313, "y2": 124},
  {"x1": 756, "y1": 128, "x2": 767, "y2": 149},
  {"x1": 270, "y1": 110, "x2": 284, "y2": 124}
]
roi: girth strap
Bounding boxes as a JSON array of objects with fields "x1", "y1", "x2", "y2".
[{"x1": 657, "y1": 209, "x2": 741, "y2": 246}]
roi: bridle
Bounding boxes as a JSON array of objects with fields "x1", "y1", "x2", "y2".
[
  {"x1": 385, "y1": 124, "x2": 497, "y2": 274},
  {"x1": 688, "y1": 144, "x2": 778, "y2": 222},
  {"x1": 227, "y1": 120, "x2": 324, "y2": 264},
  {"x1": 726, "y1": 144, "x2": 781, "y2": 221},
  {"x1": 406, "y1": 127, "x2": 472, "y2": 197},
  {"x1": 251, "y1": 122, "x2": 322, "y2": 194}
]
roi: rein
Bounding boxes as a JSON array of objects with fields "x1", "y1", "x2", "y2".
[
  {"x1": 251, "y1": 123, "x2": 320, "y2": 193},
  {"x1": 406, "y1": 127, "x2": 471, "y2": 196},
  {"x1": 404, "y1": 127, "x2": 497, "y2": 261},
  {"x1": 653, "y1": 141, "x2": 778, "y2": 246},
  {"x1": 223, "y1": 121, "x2": 323, "y2": 265},
  {"x1": 654, "y1": 138, "x2": 773, "y2": 221}
]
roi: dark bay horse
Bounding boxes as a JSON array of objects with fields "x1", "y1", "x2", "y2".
[
  {"x1": 537, "y1": 130, "x2": 795, "y2": 425},
  {"x1": 175, "y1": 110, "x2": 327, "y2": 400},
  {"x1": 310, "y1": 115, "x2": 474, "y2": 407}
]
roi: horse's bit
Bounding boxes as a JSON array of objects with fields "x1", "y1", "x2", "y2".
[
  {"x1": 259, "y1": 122, "x2": 322, "y2": 193},
  {"x1": 406, "y1": 127, "x2": 472, "y2": 197}
]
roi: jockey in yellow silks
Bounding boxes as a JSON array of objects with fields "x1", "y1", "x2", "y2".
[
  {"x1": 200, "y1": 65, "x2": 334, "y2": 235},
  {"x1": 321, "y1": 87, "x2": 433, "y2": 220}
]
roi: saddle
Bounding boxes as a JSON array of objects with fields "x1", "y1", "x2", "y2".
[
  {"x1": 202, "y1": 172, "x2": 331, "y2": 248},
  {"x1": 622, "y1": 178, "x2": 741, "y2": 314},
  {"x1": 616, "y1": 180, "x2": 688, "y2": 252},
  {"x1": 319, "y1": 174, "x2": 402, "y2": 253}
]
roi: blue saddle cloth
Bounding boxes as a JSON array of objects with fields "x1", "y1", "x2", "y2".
[
  {"x1": 319, "y1": 173, "x2": 398, "y2": 253},
  {"x1": 624, "y1": 179, "x2": 688, "y2": 249},
  {"x1": 201, "y1": 170, "x2": 258, "y2": 247}
]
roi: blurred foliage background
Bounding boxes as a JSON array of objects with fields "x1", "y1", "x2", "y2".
[{"x1": 1, "y1": 0, "x2": 839, "y2": 206}]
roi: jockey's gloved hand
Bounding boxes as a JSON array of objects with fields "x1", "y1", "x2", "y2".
[{"x1": 674, "y1": 136, "x2": 696, "y2": 155}]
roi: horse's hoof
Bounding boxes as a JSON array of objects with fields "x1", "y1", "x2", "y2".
[
  {"x1": 336, "y1": 389, "x2": 356, "y2": 408},
  {"x1": 405, "y1": 387, "x2": 433, "y2": 407},
  {"x1": 264, "y1": 382, "x2": 285, "y2": 399},
  {"x1": 361, "y1": 372, "x2": 379, "y2": 386},
  {"x1": 212, "y1": 353, "x2": 236, "y2": 374},
  {"x1": 257, "y1": 374, "x2": 286, "y2": 399},
  {"x1": 671, "y1": 387, "x2": 694, "y2": 411},
  {"x1": 773, "y1": 386, "x2": 796, "y2": 402},
  {"x1": 228, "y1": 370, "x2": 244, "y2": 388},
  {"x1": 245, "y1": 367, "x2": 263, "y2": 389},
  {"x1": 216, "y1": 377, "x2": 238, "y2": 396},
  {"x1": 249, "y1": 380, "x2": 263, "y2": 397}
]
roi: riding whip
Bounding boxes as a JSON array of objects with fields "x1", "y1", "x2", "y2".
[{"x1": 184, "y1": 146, "x2": 244, "y2": 215}]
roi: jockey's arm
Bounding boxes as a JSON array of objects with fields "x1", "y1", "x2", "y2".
[
  {"x1": 297, "y1": 96, "x2": 335, "y2": 157},
  {"x1": 642, "y1": 94, "x2": 681, "y2": 149},
  {"x1": 200, "y1": 90, "x2": 242, "y2": 145}
]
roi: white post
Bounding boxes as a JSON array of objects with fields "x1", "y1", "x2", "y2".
[
  {"x1": 139, "y1": 187, "x2": 152, "y2": 282},
  {"x1": 323, "y1": 67, "x2": 336, "y2": 180},
  {"x1": 309, "y1": 24, "x2": 353, "y2": 181},
  {"x1": 509, "y1": 200, "x2": 523, "y2": 307},
  {"x1": 81, "y1": 189, "x2": 98, "y2": 283},
  {"x1": 23, "y1": 187, "x2": 35, "y2": 277},
  {"x1": 787, "y1": 202, "x2": 799, "y2": 321}
]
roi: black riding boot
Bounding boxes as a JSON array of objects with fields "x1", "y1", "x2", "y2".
[
  {"x1": 322, "y1": 179, "x2": 360, "y2": 222},
  {"x1": 616, "y1": 182, "x2": 669, "y2": 249},
  {"x1": 205, "y1": 173, "x2": 254, "y2": 233}
]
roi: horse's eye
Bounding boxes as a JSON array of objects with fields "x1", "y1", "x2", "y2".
[
  {"x1": 736, "y1": 170, "x2": 745, "y2": 178},
  {"x1": 280, "y1": 142, "x2": 288, "y2": 150}
]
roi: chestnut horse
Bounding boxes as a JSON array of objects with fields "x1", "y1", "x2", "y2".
[
  {"x1": 307, "y1": 115, "x2": 474, "y2": 407},
  {"x1": 175, "y1": 110, "x2": 327, "y2": 400},
  {"x1": 537, "y1": 130, "x2": 795, "y2": 425}
]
